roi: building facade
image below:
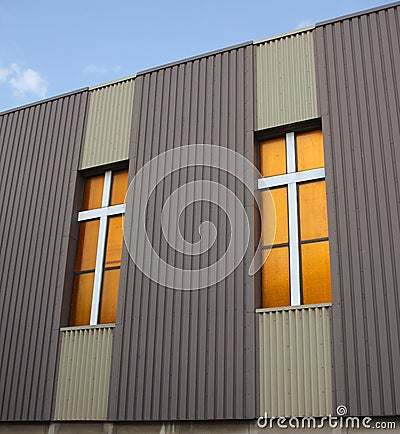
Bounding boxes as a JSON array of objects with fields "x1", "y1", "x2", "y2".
[{"x1": 0, "y1": 2, "x2": 399, "y2": 433}]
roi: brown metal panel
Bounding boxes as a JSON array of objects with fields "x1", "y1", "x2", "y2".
[
  {"x1": 315, "y1": 3, "x2": 400, "y2": 416},
  {"x1": 0, "y1": 91, "x2": 89, "y2": 421},
  {"x1": 109, "y1": 43, "x2": 257, "y2": 420},
  {"x1": 243, "y1": 43, "x2": 258, "y2": 418},
  {"x1": 186, "y1": 60, "x2": 201, "y2": 421},
  {"x1": 316, "y1": 1, "x2": 400, "y2": 26}
]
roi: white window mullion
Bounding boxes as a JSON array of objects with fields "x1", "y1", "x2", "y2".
[
  {"x1": 287, "y1": 133, "x2": 300, "y2": 305},
  {"x1": 102, "y1": 170, "x2": 112, "y2": 207},
  {"x1": 90, "y1": 214, "x2": 108, "y2": 325},
  {"x1": 286, "y1": 132, "x2": 296, "y2": 173},
  {"x1": 288, "y1": 182, "x2": 301, "y2": 305},
  {"x1": 89, "y1": 170, "x2": 111, "y2": 325},
  {"x1": 78, "y1": 204, "x2": 125, "y2": 222},
  {"x1": 257, "y1": 168, "x2": 325, "y2": 190}
]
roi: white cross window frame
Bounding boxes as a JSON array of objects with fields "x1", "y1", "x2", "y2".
[
  {"x1": 77, "y1": 170, "x2": 126, "y2": 325},
  {"x1": 258, "y1": 132, "x2": 325, "y2": 305}
]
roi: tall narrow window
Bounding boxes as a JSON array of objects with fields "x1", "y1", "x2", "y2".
[
  {"x1": 70, "y1": 169, "x2": 128, "y2": 326},
  {"x1": 259, "y1": 130, "x2": 331, "y2": 308}
]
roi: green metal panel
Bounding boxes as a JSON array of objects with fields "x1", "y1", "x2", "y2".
[
  {"x1": 258, "y1": 305, "x2": 332, "y2": 417},
  {"x1": 80, "y1": 77, "x2": 135, "y2": 169},
  {"x1": 54, "y1": 325, "x2": 114, "y2": 420},
  {"x1": 255, "y1": 29, "x2": 318, "y2": 130}
]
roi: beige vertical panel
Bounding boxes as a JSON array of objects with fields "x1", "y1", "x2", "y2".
[
  {"x1": 259, "y1": 305, "x2": 332, "y2": 417},
  {"x1": 54, "y1": 325, "x2": 114, "y2": 420},
  {"x1": 80, "y1": 78, "x2": 135, "y2": 169},
  {"x1": 255, "y1": 29, "x2": 318, "y2": 130}
]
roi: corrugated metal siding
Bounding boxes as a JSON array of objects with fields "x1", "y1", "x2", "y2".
[
  {"x1": 54, "y1": 326, "x2": 114, "y2": 420},
  {"x1": 0, "y1": 91, "x2": 89, "y2": 421},
  {"x1": 315, "y1": 3, "x2": 400, "y2": 416},
  {"x1": 109, "y1": 43, "x2": 258, "y2": 420},
  {"x1": 255, "y1": 29, "x2": 318, "y2": 130},
  {"x1": 259, "y1": 305, "x2": 332, "y2": 417},
  {"x1": 80, "y1": 78, "x2": 135, "y2": 169}
]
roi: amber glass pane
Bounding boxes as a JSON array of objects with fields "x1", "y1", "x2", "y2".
[
  {"x1": 110, "y1": 170, "x2": 128, "y2": 206},
  {"x1": 74, "y1": 219, "x2": 100, "y2": 272},
  {"x1": 261, "y1": 247, "x2": 290, "y2": 308},
  {"x1": 296, "y1": 130, "x2": 324, "y2": 171},
  {"x1": 261, "y1": 187, "x2": 288, "y2": 246},
  {"x1": 260, "y1": 137, "x2": 286, "y2": 177},
  {"x1": 105, "y1": 216, "x2": 123, "y2": 268},
  {"x1": 299, "y1": 181, "x2": 329, "y2": 241},
  {"x1": 69, "y1": 273, "x2": 94, "y2": 326},
  {"x1": 260, "y1": 190, "x2": 275, "y2": 247},
  {"x1": 302, "y1": 241, "x2": 332, "y2": 304},
  {"x1": 99, "y1": 269, "x2": 120, "y2": 324},
  {"x1": 81, "y1": 175, "x2": 104, "y2": 210}
]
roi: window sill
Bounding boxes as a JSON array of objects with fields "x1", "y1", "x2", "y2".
[
  {"x1": 60, "y1": 323, "x2": 116, "y2": 332},
  {"x1": 256, "y1": 302, "x2": 332, "y2": 313}
]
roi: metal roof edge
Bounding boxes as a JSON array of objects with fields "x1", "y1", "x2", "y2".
[
  {"x1": 89, "y1": 74, "x2": 136, "y2": 90},
  {"x1": 136, "y1": 41, "x2": 253, "y2": 76},
  {"x1": 254, "y1": 26, "x2": 315, "y2": 45},
  {"x1": 0, "y1": 87, "x2": 89, "y2": 116},
  {"x1": 316, "y1": 1, "x2": 400, "y2": 26}
]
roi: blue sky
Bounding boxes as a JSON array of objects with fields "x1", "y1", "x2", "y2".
[{"x1": 0, "y1": 0, "x2": 392, "y2": 112}]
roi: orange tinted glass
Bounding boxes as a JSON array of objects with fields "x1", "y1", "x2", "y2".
[
  {"x1": 74, "y1": 219, "x2": 100, "y2": 272},
  {"x1": 82, "y1": 175, "x2": 104, "y2": 210},
  {"x1": 296, "y1": 130, "x2": 324, "y2": 171},
  {"x1": 298, "y1": 181, "x2": 329, "y2": 241},
  {"x1": 260, "y1": 190, "x2": 277, "y2": 247},
  {"x1": 260, "y1": 137, "x2": 286, "y2": 177},
  {"x1": 69, "y1": 273, "x2": 95, "y2": 326},
  {"x1": 110, "y1": 170, "x2": 128, "y2": 206},
  {"x1": 301, "y1": 241, "x2": 332, "y2": 304},
  {"x1": 105, "y1": 216, "x2": 123, "y2": 268},
  {"x1": 265, "y1": 187, "x2": 288, "y2": 245},
  {"x1": 99, "y1": 269, "x2": 120, "y2": 324},
  {"x1": 261, "y1": 247, "x2": 290, "y2": 308}
]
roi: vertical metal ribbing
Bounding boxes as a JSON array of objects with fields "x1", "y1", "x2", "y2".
[
  {"x1": 0, "y1": 91, "x2": 88, "y2": 421},
  {"x1": 109, "y1": 43, "x2": 257, "y2": 421},
  {"x1": 315, "y1": 3, "x2": 400, "y2": 416},
  {"x1": 80, "y1": 78, "x2": 135, "y2": 169},
  {"x1": 255, "y1": 29, "x2": 318, "y2": 130},
  {"x1": 258, "y1": 305, "x2": 332, "y2": 417},
  {"x1": 54, "y1": 326, "x2": 114, "y2": 420}
]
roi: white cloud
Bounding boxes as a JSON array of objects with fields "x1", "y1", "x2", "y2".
[
  {"x1": 10, "y1": 66, "x2": 47, "y2": 98},
  {"x1": 295, "y1": 20, "x2": 313, "y2": 30},
  {"x1": 0, "y1": 62, "x2": 48, "y2": 99}
]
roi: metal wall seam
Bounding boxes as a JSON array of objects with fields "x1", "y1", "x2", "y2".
[
  {"x1": 54, "y1": 326, "x2": 114, "y2": 420},
  {"x1": 255, "y1": 29, "x2": 318, "y2": 130},
  {"x1": 315, "y1": 3, "x2": 400, "y2": 416},
  {"x1": 109, "y1": 43, "x2": 257, "y2": 421},
  {"x1": 80, "y1": 78, "x2": 135, "y2": 169},
  {"x1": 0, "y1": 90, "x2": 89, "y2": 421},
  {"x1": 259, "y1": 306, "x2": 332, "y2": 418}
]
